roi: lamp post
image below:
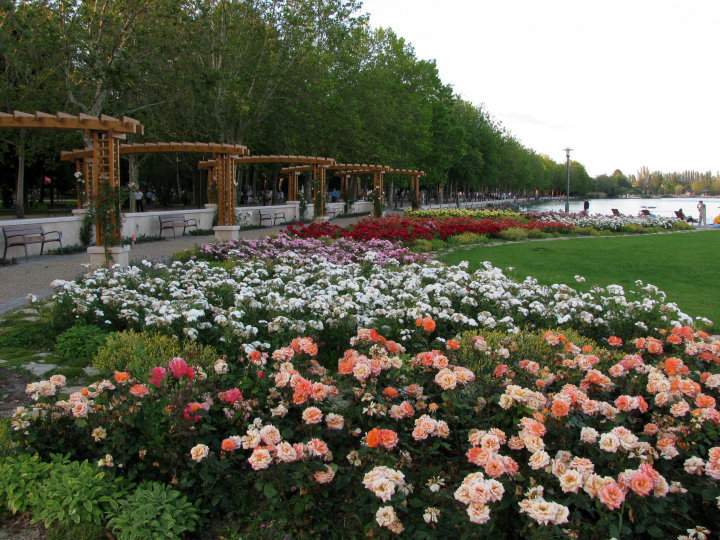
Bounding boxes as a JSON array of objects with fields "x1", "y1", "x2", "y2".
[{"x1": 563, "y1": 147, "x2": 572, "y2": 213}]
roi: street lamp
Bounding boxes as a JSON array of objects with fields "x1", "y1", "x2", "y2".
[{"x1": 563, "y1": 147, "x2": 572, "y2": 213}]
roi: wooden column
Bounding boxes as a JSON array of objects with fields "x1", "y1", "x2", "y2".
[
  {"x1": 312, "y1": 164, "x2": 326, "y2": 217},
  {"x1": 287, "y1": 172, "x2": 299, "y2": 201},
  {"x1": 90, "y1": 131, "x2": 122, "y2": 246},
  {"x1": 216, "y1": 154, "x2": 236, "y2": 225},
  {"x1": 206, "y1": 162, "x2": 218, "y2": 205},
  {"x1": 373, "y1": 172, "x2": 383, "y2": 197}
]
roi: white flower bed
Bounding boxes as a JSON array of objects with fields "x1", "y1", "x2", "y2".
[
  {"x1": 530, "y1": 212, "x2": 681, "y2": 230},
  {"x1": 51, "y1": 253, "x2": 702, "y2": 349}
]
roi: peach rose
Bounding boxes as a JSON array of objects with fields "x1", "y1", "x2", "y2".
[{"x1": 302, "y1": 406, "x2": 323, "y2": 425}]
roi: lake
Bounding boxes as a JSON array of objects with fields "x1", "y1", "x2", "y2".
[{"x1": 521, "y1": 197, "x2": 720, "y2": 219}]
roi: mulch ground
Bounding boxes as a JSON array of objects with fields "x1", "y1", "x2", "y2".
[{"x1": 0, "y1": 367, "x2": 31, "y2": 417}]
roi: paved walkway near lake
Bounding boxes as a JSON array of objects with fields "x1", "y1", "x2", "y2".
[{"x1": 0, "y1": 217, "x2": 362, "y2": 315}]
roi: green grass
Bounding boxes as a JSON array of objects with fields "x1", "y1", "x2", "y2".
[{"x1": 441, "y1": 230, "x2": 720, "y2": 326}]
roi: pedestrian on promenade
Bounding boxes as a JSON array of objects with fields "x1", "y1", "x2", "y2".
[
  {"x1": 135, "y1": 189, "x2": 144, "y2": 212},
  {"x1": 697, "y1": 200, "x2": 707, "y2": 226}
]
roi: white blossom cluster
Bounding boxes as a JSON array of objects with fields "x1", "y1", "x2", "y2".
[
  {"x1": 532, "y1": 213, "x2": 682, "y2": 230},
  {"x1": 50, "y1": 256, "x2": 697, "y2": 348}
]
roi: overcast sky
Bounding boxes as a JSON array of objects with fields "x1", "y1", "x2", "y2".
[{"x1": 362, "y1": 0, "x2": 720, "y2": 177}]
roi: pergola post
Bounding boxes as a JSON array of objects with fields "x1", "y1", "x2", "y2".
[
  {"x1": 206, "y1": 160, "x2": 218, "y2": 205},
  {"x1": 312, "y1": 163, "x2": 326, "y2": 218},
  {"x1": 287, "y1": 171, "x2": 299, "y2": 201},
  {"x1": 214, "y1": 153, "x2": 240, "y2": 242}
]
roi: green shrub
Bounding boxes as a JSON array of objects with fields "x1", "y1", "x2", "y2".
[
  {"x1": 430, "y1": 238, "x2": 447, "y2": 251},
  {"x1": 55, "y1": 324, "x2": 110, "y2": 367},
  {"x1": 0, "y1": 316, "x2": 57, "y2": 350},
  {"x1": 0, "y1": 419, "x2": 13, "y2": 457},
  {"x1": 672, "y1": 220, "x2": 693, "y2": 230},
  {"x1": 172, "y1": 246, "x2": 200, "y2": 263},
  {"x1": 447, "y1": 232, "x2": 490, "y2": 245},
  {"x1": 497, "y1": 227, "x2": 529, "y2": 241},
  {"x1": 93, "y1": 330, "x2": 218, "y2": 379},
  {"x1": 411, "y1": 239, "x2": 435, "y2": 252},
  {"x1": 620, "y1": 223, "x2": 645, "y2": 234},
  {"x1": 0, "y1": 454, "x2": 52, "y2": 514},
  {"x1": 526, "y1": 228, "x2": 547, "y2": 239},
  {"x1": 573, "y1": 226, "x2": 601, "y2": 236},
  {"x1": 30, "y1": 459, "x2": 126, "y2": 539},
  {"x1": 108, "y1": 481, "x2": 200, "y2": 540}
]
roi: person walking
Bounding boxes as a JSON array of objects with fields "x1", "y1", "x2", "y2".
[
  {"x1": 697, "y1": 200, "x2": 707, "y2": 226},
  {"x1": 135, "y1": 189, "x2": 144, "y2": 212}
]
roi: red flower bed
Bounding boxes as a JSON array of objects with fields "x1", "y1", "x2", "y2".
[
  {"x1": 287, "y1": 216, "x2": 572, "y2": 242},
  {"x1": 286, "y1": 220, "x2": 344, "y2": 239}
]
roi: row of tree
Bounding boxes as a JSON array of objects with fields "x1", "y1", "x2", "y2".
[
  {"x1": 631, "y1": 167, "x2": 720, "y2": 195},
  {"x1": 0, "y1": 0, "x2": 593, "y2": 216}
]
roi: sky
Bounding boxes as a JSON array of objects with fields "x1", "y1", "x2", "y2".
[{"x1": 361, "y1": 0, "x2": 720, "y2": 177}]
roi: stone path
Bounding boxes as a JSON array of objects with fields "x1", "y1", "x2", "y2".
[{"x1": 0, "y1": 217, "x2": 362, "y2": 315}]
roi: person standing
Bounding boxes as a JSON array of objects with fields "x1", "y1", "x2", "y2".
[
  {"x1": 135, "y1": 189, "x2": 144, "y2": 212},
  {"x1": 583, "y1": 200, "x2": 590, "y2": 214},
  {"x1": 697, "y1": 200, "x2": 707, "y2": 226}
]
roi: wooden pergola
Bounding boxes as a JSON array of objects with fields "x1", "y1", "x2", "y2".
[
  {"x1": 201, "y1": 155, "x2": 335, "y2": 217},
  {"x1": 62, "y1": 142, "x2": 249, "y2": 226},
  {"x1": 0, "y1": 111, "x2": 143, "y2": 246}
]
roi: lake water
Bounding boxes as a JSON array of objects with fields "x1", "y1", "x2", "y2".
[{"x1": 521, "y1": 197, "x2": 720, "y2": 219}]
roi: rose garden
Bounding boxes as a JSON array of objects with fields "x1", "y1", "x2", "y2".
[
  {"x1": 2, "y1": 2, "x2": 720, "y2": 539},
  {"x1": 1, "y1": 206, "x2": 719, "y2": 539}
]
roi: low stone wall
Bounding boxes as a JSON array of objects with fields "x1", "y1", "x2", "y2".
[{"x1": 0, "y1": 201, "x2": 374, "y2": 259}]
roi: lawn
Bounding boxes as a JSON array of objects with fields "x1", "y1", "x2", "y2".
[{"x1": 441, "y1": 230, "x2": 720, "y2": 327}]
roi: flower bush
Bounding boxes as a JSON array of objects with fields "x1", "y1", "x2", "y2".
[
  {"x1": 199, "y1": 233, "x2": 428, "y2": 265},
  {"x1": 287, "y1": 216, "x2": 571, "y2": 242},
  {"x1": 11, "y1": 326, "x2": 720, "y2": 538},
  {"x1": 47, "y1": 258, "x2": 704, "y2": 364},
  {"x1": 528, "y1": 212, "x2": 685, "y2": 231},
  {"x1": 406, "y1": 208, "x2": 524, "y2": 220}
]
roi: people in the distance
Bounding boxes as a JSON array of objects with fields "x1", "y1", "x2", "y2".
[
  {"x1": 135, "y1": 189, "x2": 144, "y2": 212},
  {"x1": 697, "y1": 200, "x2": 707, "y2": 226}
]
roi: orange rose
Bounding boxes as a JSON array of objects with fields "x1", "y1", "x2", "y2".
[
  {"x1": 379, "y1": 429, "x2": 399, "y2": 450},
  {"x1": 366, "y1": 428, "x2": 381, "y2": 448},
  {"x1": 550, "y1": 398, "x2": 570, "y2": 418},
  {"x1": 221, "y1": 438, "x2": 238, "y2": 452},
  {"x1": 422, "y1": 317, "x2": 436, "y2": 333},
  {"x1": 446, "y1": 339, "x2": 460, "y2": 350},
  {"x1": 696, "y1": 394, "x2": 716, "y2": 409},
  {"x1": 114, "y1": 371, "x2": 130, "y2": 384},
  {"x1": 607, "y1": 336, "x2": 623, "y2": 347},
  {"x1": 383, "y1": 387, "x2": 400, "y2": 399}
]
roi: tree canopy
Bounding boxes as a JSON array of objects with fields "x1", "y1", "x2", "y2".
[{"x1": 1, "y1": 0, "x2": 592, "y2": 205}]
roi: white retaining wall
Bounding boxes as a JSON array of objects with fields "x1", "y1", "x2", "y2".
[{"x1": 0, "y1": 201, "x2": 374, "y2": 258}]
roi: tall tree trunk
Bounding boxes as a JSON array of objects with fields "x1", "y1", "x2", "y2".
[
  {"x1": 128, "y1": 154, "x2": 139, "y2": 212},
  {"x1": 15, "y1": 139, "x2": 25, "y2": 219}
]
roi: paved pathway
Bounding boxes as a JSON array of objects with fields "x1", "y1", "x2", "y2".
[{"x1": 0, "y1": 217, "x2": 362, "y2": 315}]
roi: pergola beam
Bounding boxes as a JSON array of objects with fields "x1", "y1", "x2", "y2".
[
  {"x1": 61, "y1": 142, "x2": 248, "y2": 161},
  {"x1": 0, "y1": 110, "x2": 143, "y2": 134},
  {"x1": 232, "y1": 155, "x2": 334, "y2": 165}
]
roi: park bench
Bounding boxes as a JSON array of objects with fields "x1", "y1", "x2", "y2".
[
  {"x1": 259, "y1": 210, "x2": 287, "y2": 226},
  {"x1": 611, "y1": 208, "x2": 621, "y2": 217},
  {"x1": 159, "y1": 214, "x2": 198, "y2": 238},
  {"x1": 2, "y1": 224, "x2": 62, "y2": 261}
]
